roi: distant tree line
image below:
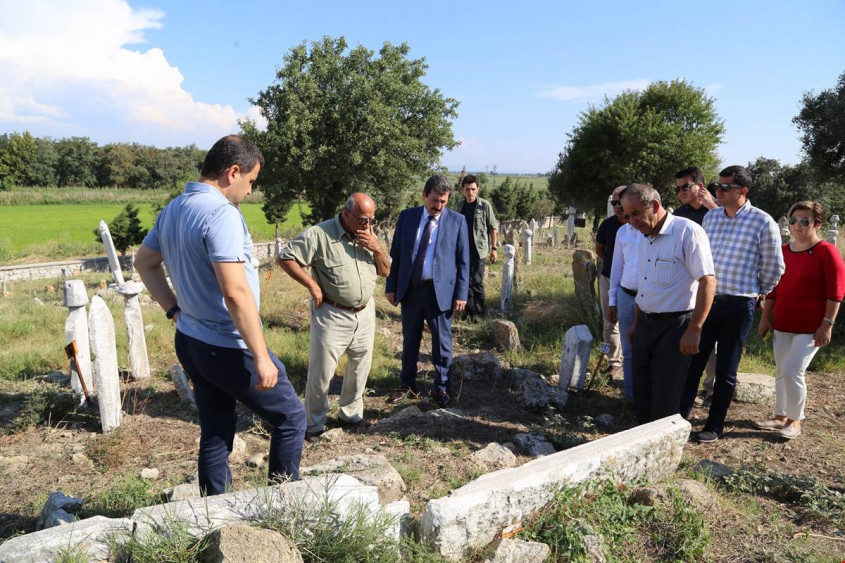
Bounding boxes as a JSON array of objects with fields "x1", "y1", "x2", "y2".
[{"x1": 0, "y1": 132, "x2": 205, "y2": 190}]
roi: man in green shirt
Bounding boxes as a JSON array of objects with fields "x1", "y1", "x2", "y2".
[
  {"x1": 278, "y1": 193, "x2": 391, "y2": 441},
  {"x1": 457, "y1": 175, "x2": 499, "y2": 319}
]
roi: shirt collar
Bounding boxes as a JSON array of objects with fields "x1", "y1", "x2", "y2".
[
  {"x1": 329, "y1": 216, "x2": 354, "y2": 241},
  {"x1": 185, "y1": 181, "x2": 228, "y2": 203}
]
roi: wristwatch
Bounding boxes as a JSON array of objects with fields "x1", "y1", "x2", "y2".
[
  {"x1": 166, "y1": 304, "x2": 181, "y2": 320},
  {"x1": 823, "y1": 317, "x2": 836, "y2": 326}
]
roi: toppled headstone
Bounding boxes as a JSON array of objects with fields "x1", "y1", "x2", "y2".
[
  {"x1": 514, "y1": 433, "x2": 556, "y2": 457},
  {"x1": 517, "y1": 372, "x2": 569, "y2": 410},
  {"x1": 302, "y1": 454, "x2": 406, "y2": 503},
  {"x1": 201, "y1": 524, "x2": 303, "y2": 563},
  {"x1": 559, "y1": 325, "x2": 593, "y2": 390},
  {"x1": 469, "y1": 442, "x2": 517, "y2": 472},
  {"x1": 98, "y1": 220, "x2": 125, "y2": 286},
  {"x1": 0, "y1": 516, "x2": 133, "y2": 563},
  {"x1": 734, "y1": 372, "x2": 775, "y2": 404},
  {"x1": 489, "y1": 319, "x2": 521, "y2": 352},
  {"x1": 482, "y1": 538, "x2": 550, "y2": 563},
  {"x1": 452, "y1": 352, "x2": 502, "y2": 382},
  {"x1": 88, "y1": 295, "x2": 122, "y2": 432},
  {"x1": 170, "y1": 364, "x2": 197, "y2": 409},
  {"x1": 421, "y1": 415, "x2": 691, "y2": 560}
]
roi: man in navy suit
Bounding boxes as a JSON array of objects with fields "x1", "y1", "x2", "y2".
[{"x1": 385, "y1": 175, "x2": 470, "y2": 407}]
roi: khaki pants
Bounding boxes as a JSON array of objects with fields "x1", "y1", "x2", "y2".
[
  {"x1": 306, "y1": 299, "x2": 375, "y2": 433},
  {"x1": 598, "y1": 275, "x2": 622, "y2": 368}
]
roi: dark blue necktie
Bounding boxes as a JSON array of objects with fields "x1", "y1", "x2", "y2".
[{"x1": 411, "y1": 215, "x2": 434, "y2": 285}]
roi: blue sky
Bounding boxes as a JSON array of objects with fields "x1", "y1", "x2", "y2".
[{"x1": 1, "y1": 0, "x2": 843, "y2": 174}]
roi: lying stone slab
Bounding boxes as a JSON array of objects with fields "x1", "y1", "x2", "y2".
[
  {"x1": 469, "y1": 442, "x2": 517, "y2": 472},
  {"x1": 517, "y1": 372, "x2": 568, "y2": 410},
  {"x1": 734, "y1": 372, "x2": 775, "y2": 404},
  {"x1": 513, "y1": 433, "x2": 556, "y2": 457},
  {"x1": 301, "y1": 454, "x2": 407, "y2": 503},
  {"x1": 0, "y1": 515, "x2": 133, "y2": 563},
  {"x1": 201, "y1": 524, "x2": 303, "y2": 563},
  {"x1": 482, "y1": 538, "x2": 550, "y2": 563},
  {"x1": 132, "y1": 475, "x2": 379, "y2": 540},
  {"x1": 383, "y1": 500, "x2": 412, "y2": 543},
  {"x1": 420, "y1": 414, "x2": 691, "y2": 560},
  {"x1": 452, "y1": 352, "x2": 502, "y2": 382}
]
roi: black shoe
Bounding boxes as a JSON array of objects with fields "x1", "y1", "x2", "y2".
[
  {"x1": 429, "y1": 388, "x2": 451, "y2": 408},
  {"x1": 305, "y1": 430, "x2": 324, "y2": 443},
  {"x1": 387, "y1": 386, "x2": 417, "y2": 404},
  {"x1": 339, "y1": 418, "x2": 372, "y2": 434},
  {"x1": 694, "y1": 430, "x2": 721, "y2": 443}
]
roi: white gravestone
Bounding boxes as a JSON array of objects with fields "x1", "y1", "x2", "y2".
[
  {"x1": 170, "y1": 364, "x2": 197, "y2": 409},
  {"x1": 63, "y1": 280, "x2": 93, "y2": 406},
  {"x1": 118, "y1": 281, "x2": 150, "y2": 380},
  {"x1": 553, "y1": 228, "x2": 559, "y2": 246},
  {"x1": 88, "y1": 295, "x2": 123, "y2": 432},
  {"x1": 827, "y1": 214, "x2": 839, "y2": 245},
  {"x1": 520, "y1": 224, "x2": 533, "y2": 265},
  {"x1": 559, "y1": 324, "x2": 593, "y2": 390},
  {"x1": 500, "y1": 244, "x2": 515, "y2": 314},
  {"x1": 97, "y1": 220, "x2": 125, "y2": 286},
  {"x1": 607, "y1": 195, "x2": 614, "y2": 218},
  {"x1": 566, "y1": 206, "x2": 576, "y2": 245}
]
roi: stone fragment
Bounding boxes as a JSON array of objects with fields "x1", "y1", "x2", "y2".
[
  {"x1": 734, "y1": 372, "x2": 775, "y2": 404},
  {"x1": 594, "y1": 414, "x2": 614, "y2": 430},
  {"x1": 482, "y1": 538, "x2": 550, "y2": 563},
  {"x1": 632, "y1": 479, "x2": 715, "y2": 512},
  {"x1": 469, "y1": 442, "x2": 517, "y2": 472},
  {"x1": 513, "y1": 433, "x2": 556, "y2": 457},
  {"x1": 383, "y1": 500, "x2": 412, "y2": 542},
  {"x1": 489, "y1": 319, "x2": 521, "y2": 352},
  {"x1": 133, "y1": 475, "x2": 379, "y2": 540},
  {"x1": 88, "y1": 295, "x2": 122, "y2": 432},
  {"x1": 420, "y1": 415, "x2": 691, "y2": 560},
  {"x1": 118, "y1": 281, "x2": 151, "y2": 380},
  {"x1": 72, "y1": 452, "x2": 93, "y2": 468},
  {"x1": 321, "y1": 428, "x2": 345, "y2": 442},
  {"x1": 452, "y1": 352, "x2": 502, "y2": 382},
  {"x1": 582, "y1": 534, "x2": 607, "y2": 562},
  {"x1": 165, "y1": 482, "x2": 202, "y2": 502},
  {"x1": 368, "y1": 406, "x2": 423, "y2": 434},
  {"x1": 246, "y1": 453, "x2": 266, "y2": 468},
  {"x1": 694, "y1": 459, "x2": 733, "y2": 480},
  {"x1": 559, "y1": 324, "x2": 593, "y2": 390},
  {"x1": 200, "y1": 524, "x2": 303, "y2": 563},
  {"x1": 231, "y1": 434, "x2": 247, "y2": 461},
  {"x1": 517, "y1": 372, "x2": 569, "y2": 410},
  {"x1": 169, "y1": 364, "x2": 197, "y2": 409},
  {"x1": 0, "y1": 516, "x2": 133, "y2": 563},
  {"x1": 140, "y1": 467, "x2": 160, "y2": 480},
  {"x1": 504, "y1": 368, "x2": 539, "y2": 390},
  {"x1": 37, "y1": 492, "x2": 84, "y2": 530},
  {"x1": 301, "y1": 454, "x2": 406, "y2": 503}
]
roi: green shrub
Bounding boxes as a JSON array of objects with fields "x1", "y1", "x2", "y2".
[
  {"x1": 81, "y1": 473, "x2": 163, "y2": 519},
  {"x1": 3, "y1": 389, "x2": 78, "y2": 434}
]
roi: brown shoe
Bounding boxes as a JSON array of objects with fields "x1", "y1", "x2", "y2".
[
  {"x1": 429, "y1": 388, "x2": 451, "y2": 408},
  {"x1": 340, "y1": 419, "x2": 372, "y2": 434},
  {"x1": 387, "y1": 387, "x2": 417, "y2": 404}
]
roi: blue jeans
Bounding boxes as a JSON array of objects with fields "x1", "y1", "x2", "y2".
[
  {"x1": 680, "y1": 297, "x2": 755, "y2": 435},
  {"x1": 175, "y1": 331, "x2": 306, "y2": 496},
  {"x1": 616, "y1": 289, "x2": 637, "y2": 403}
]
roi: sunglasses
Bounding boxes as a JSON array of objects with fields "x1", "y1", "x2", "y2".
[
  {"x1": 349, "y1": 213, "x2": 377, "y2": 226},
  {"x1": 714, "y1": 183, "x2": 742, "y2": 192},
  {"x1": 610, "y1": 200, "x2": 623, "y2": 207},
  {"x1": 788, "y1": 217, "x2": 814, "y2": 227},
  {"x1": 676, "y1": 183, "x2": 695, "y2": 193}
]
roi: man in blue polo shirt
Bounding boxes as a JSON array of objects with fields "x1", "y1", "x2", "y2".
[{"x1": 135, "y1": 134, "x2": 306, "y2": 496}]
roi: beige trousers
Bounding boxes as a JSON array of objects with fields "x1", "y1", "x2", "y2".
[
  {"x1": 598, "y1": 275, "x2": 622, "y2": 368},
  {"x1": 306, "y1": 299, "x2": 375, "y2": 433}
]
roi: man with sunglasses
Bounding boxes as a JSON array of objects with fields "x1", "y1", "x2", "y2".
[
  {"x1": 680, "y1": 165, "x2": 784, "y2": 443},
  {"x1": 278, "y1": 193, "x2": 391, "y2": 442},
  {"x1": 595, "y1": 185, "x2": 627, "y2": 379}
]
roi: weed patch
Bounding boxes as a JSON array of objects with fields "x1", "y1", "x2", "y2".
[
  {"x1": 80, "y1": 473, "x2": 163, "y2": 519},
  {"x1": 3, "y1": 388, "x2": 78, "y2": 434}
]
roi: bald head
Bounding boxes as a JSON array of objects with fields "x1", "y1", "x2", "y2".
[{"x1": 341, "y1": 192, "x2": 377, "y2": 234}]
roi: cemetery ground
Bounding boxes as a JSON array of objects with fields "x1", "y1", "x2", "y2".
[{"x1": 1, "y1": 245, "x2": 845, "y2": 561}]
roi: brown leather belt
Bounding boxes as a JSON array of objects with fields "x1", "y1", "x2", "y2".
[{"x1": 323, "y1": 297, "x2": 367, "y2": 312}]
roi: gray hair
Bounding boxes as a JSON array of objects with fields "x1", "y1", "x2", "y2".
[
  {"x1": 343, "y1": 195, "x2": 356, "y2": 212},
  {"x1": 423, "y1": 174, "x2": 453, "y2": 196},
  {"x1": 621, "y1": 183, "x2": 660, "y2": 206}
]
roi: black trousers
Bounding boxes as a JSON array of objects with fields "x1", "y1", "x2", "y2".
[
  {"x1": 465, "y1": 252, "x2": 487, "y2": 317},
  {"x1": 632, "y1": 311, "x2": 692, "y2": 425}
]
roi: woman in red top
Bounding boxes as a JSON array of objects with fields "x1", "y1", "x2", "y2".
[{"x1": 755, "y1": 201, "x2": 845, "y2": 440}]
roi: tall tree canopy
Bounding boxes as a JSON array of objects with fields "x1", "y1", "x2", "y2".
[
  {"x1": 793, "y1": 70, "x2": 845, "y2": 184},
  {"x1": 548, "y1": 80, "x2": 724, "y2": 218},
  {"x1": 241, "y1": 36, "x2": 459, "y2": 225},
  {"x1": 747, "y1": 157, "x2": 845, "y2": 220}
]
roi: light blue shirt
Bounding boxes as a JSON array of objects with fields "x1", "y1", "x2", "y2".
[
  {"x1": 143, "y1": 182, "x2": 259, "y2": 349},
  {"x1": 412, "y1": 210, "x2": 440, "y2": 281}
]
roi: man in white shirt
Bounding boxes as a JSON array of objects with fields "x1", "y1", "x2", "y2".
[{"x1": 621, "y1": 183, "x2": 716, "y2": 424}]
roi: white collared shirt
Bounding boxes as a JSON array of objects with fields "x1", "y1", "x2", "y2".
[
  {"x1": 634, "y1": 213, "x2": 715, "y2": 314},
  {"x1": 412, "y1": 209, "x2": 440, "y2": 281},
  {"x1": 608, "y1": 223, "x2": 640, "y2": 307}
]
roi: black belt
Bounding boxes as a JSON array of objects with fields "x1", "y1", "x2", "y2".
[
  {"x1": 640, "y1": 310, "x2": 692, "y2": 321},
  {"x1": 713, "y1": 295, "x2": 753, "y2": 303},
  {"x1": 413, "y1": 279, "x2": 434, "y2": 287},
  {"x1": 621, "y1": 286, "x2": 637, "y2": 297},
  {"x1": 323, "y1": 297, "x2": 367, "y2": 312}
]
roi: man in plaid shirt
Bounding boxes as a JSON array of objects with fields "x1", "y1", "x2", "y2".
[{"x1": 680, "y1": 165, "x2": 785, "y2": 443}]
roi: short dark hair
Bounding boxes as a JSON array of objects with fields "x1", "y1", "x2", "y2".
[
  {"x1": 719, "y1": 165, "x2": 752, "y2": 189},
  {"x1": 675, "y1": 166, "x2": 704, "y2": 185},
  {"x1": 200, "y1": 134, "x2": 264, "y2": 180},
  {"x1": 424, "y1": 174, "x2": 453, "y2": 196},
  {"x1": 461, "y1": 174, "x2": 479, "y2": 188}
]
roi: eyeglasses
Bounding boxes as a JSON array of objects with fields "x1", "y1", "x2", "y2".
[
  {"x1": 714, "y1": 183, "x2": 742, "y2": 192},
  {"x1": 347, "y1": 212, "x2": 377, "y2": 226},
  {"x1": 676, "y1": 183, "x2": 694, "y2": 193},
  {"x1": 788, "y1": 217, "x2": 813, "y2": 227},
  {"x1": 610, "y1": 200, "x2": 622, "y2": 207}
]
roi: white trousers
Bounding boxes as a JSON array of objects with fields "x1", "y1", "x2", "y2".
[
  {"x1": 306, "y1": 299, "x2": 375, "y2": 433},
  {"x1": 772, "y1": 330, "x2": 819, "y2": 421}
]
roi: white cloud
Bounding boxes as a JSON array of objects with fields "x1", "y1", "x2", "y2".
[
  {"x1": 536, "y1": 80, "x2": 651, "y2": 102},
  {"x1": 0, "y1": 0, "x2": 246, "y2": 143}
]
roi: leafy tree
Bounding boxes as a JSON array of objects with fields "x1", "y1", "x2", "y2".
[
  {"x1": 98, "y1": 143, "x2": 136, "y2": 188},
  {"x1": 747, "y1": 157, "x2": 845, "y2": 220},
  {"x1": 30, "y1": 137, "x2": 59, "y2": 186},
  {"x1": 56, "y1": 136, "x2": 99, "y2": 187},
  {"x1": 241, "y1": 36, "x2": 460, "y2": 225},
  {"x1": 793, "y1": 71, "x2": 845, "y2": 184},
  {"x1": 0, "y1": 131, "x2": 38, "y2": 186},
  {"x1": 514, "y1": 181, "x2": 538, "y2": 220},
  {"x1": 530, "y1": 197, "x2": 556, "y2": 222},
  {"x1": 548, "y1": 80, "x2": 724, "y2": 219},
  {"x1": 489, "y1": 176, "x2": 518, "y2": 220},
  {"x1": 94, "y1": 204, "x2": 148, "y2": 255}
]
